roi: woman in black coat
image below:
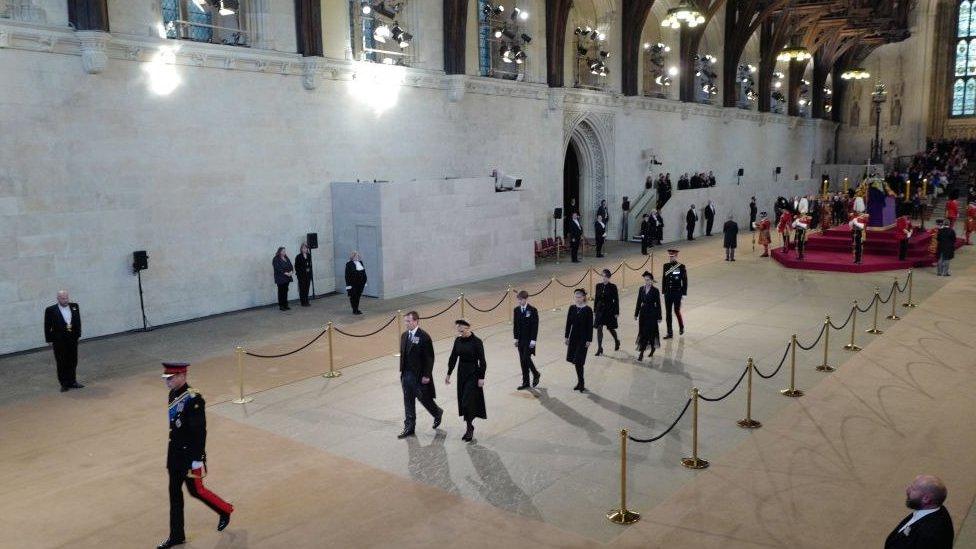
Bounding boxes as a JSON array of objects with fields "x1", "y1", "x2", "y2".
[
  {"x1": 593, "y1": 268, "x2": 620, "y2": 356},
  {"x1": 633, "y1": 271, "x2": 662, "y2": 362},
  {"x1": 723, "y1": 216, "x2": 739, "y2": 261},
  {"x1": 565, "y1": 289, "x2": 593, "y2": 392},
  {"x1": 272, "y1": 247, "x2": 294, "y2": 311},
  {"x1": 445, "y1": 320, "x2": 487, "y2": 442},
  {"x1": 294, "y1": 242, "x2": 313, "y2": 306}
]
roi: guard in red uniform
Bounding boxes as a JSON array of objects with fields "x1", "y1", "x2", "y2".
[
  {"x1": 896, "y1": 215, "x2": 913, "y2": 260},
  {"x1": 792, "y1": 213, "x2": 811, "y2": 260},
  {"x1": 158, "y1": 363, "x2": 234, "y2": 549},
  {"x1": 777, "y1": 210, "x2": 793, "y2": 251},
  {"x1": 946, "y1": 196, "x2": 959, "y2": 231},
  {"x1": 965, "y1": 202, "x2": 976, "y2": 245},
  {"x1": 753, "y1": 212, "x2": 772, "y2": 257}
]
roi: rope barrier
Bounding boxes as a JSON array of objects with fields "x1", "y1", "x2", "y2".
[
  {"x1": 752, "y1": 342, "x2": 792, "y2": 379},
  {"x1": 623, "y1": 255, "x2": 652, "y2": 271},
  {"x1": 628, "y1": 398, "x2": 692, "y2": 443},
  {"x1": 855, "y1": 296, "x2": 876, "y2": 314},
  {"x1": 464, "y1": 292, "x2": 509, "y2": 313},
  {"x1": 795, "y1": 323, "x2": 827, "y2": 350},
  {"x1": 896, "y1": 277, "x2": 909, "y2": 293},
  {"x1": 419, "y1": 298, "x2": 461, "y2": 320},
  {"x1": 699, "y1": 367, "x2": 750, "y2": 402},
  {"x1": 332, "y1": 315, "x2": 397, "y2": 338},
  {"x1": 244, "y1": 327, "x2": 329, "y2": 358},
  {"x1": 554, "y1": 271, "x2": 589, "y2": 288},
  {"x1": 527, "y1": 279, "x2": 553, "y2": 297},
  {"x1": 878, "y1": 283, "x2": 896, "y2": 304},
  {"x1": 828, "y1": 307, "x2": 856, "y2": 331}
]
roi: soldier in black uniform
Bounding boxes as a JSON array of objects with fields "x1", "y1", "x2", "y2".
[
  {"x1": 661, "y1": 249, "x2": 688, "y2": 339},
  {"x1": 512, "y1": 290, "x2": 540, "y2": 390},
  {"x1": 593, "y1": 268, "x2": 620, "y2": 356},
  {"x1": 158, "y1": 362, "x2": 234, "y2": 549}
]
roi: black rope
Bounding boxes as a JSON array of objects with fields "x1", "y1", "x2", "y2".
[
  {"x1": 878, "y1": 283, "x2": 896, "y2": 304},
  {"x1": 796, "y1": 323, "x2": 827, "y2": 350},
  {"x1": 753, "y1": 342, "x2": 792, "y2": 379},
  {"x1": 245, "y1": 327, "x2": 329, "y2": 358},
  {"x1": 464, "y1": 292, "x2": 509, "y2": 313},
  {"x1": 828, "y1": 307, "x2": 856, "y2": 331},
  {"x1": 896, "y1": 277, "x2": 909, "y2": 293},
  {"x1": 333, "y1": 315, "x2": 397, "y2": 338},
  {"x1": 420, "y1": 298, "x2": 460, "y2": 320},
  {"x1": 699, "y1": 366, "x2": 749, "y2": 402},
  {"x1": 554, "y1": 271, "x2": 589, "y2": 288},
  {"x1": 628, "y1": 398, "x2": 692, "y2": 443},
  {"x1": 528, "y1": 279, "x2": 553, "y2": 297},
  {"x1": 855, "y1": 297, "x2": 875, "y2": 314},
  {"x1": 624, "y1": 255, "x2": 651, "y2": 271}
]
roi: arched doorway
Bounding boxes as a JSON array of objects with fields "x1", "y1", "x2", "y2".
[{"x1": 563, "y1": 141, "x2": 581, "y2": 236}]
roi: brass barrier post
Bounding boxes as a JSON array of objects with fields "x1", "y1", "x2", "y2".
[
  {"x1": 393, "y1": 311, "x2": 402, "y2": 357},
  {"x1": 843, "y1": 302, "x2": 862, "y2": 351},
  {"x1": 323, "y1": 321, "x2": 341, "y2": 378},
  {"x1": 620, "y1": 261, "x2": 626, "y2": 291},
  {"x1": 816, "y1": 315, "x2": 834, "y2": 372},
  {"x1": 588, "y1": 269, "x2": 594, "y2": 301},
  {"x1": 232, "y1": 346, "x2": 253, "y2": 404},
  {"x1": 555, "y1": 238, "x2": 560, "y2": 264},
  {"x1": 866, "y1": 288, "x2": 883, "y2": 334},
  {"x1": 781, "y1": 334, "x2": 804, "y2": 397},
  {"x1": 681, "y1": 388, "x2": 709, "y2": 469},
  {"x1": 886, "y1": 279, "x2": 901, "y2": 320},
  {"x1": 507, "y1": 286, "x2": 514, "y2": 324},
  {"x1": 606, "y1": 429, "x2": 641, "y2": 525},
  {"x1": 550, "y1": 277, "x2": 559, "y2": 312},
  {"x1": 460, "y1": 291, "x2": 466, "y2": 319},
  {"x1": 902, "y1": 269, "x2": 918, "y2": 308},
  {"x1": 737, "y1": 358, "x2": 761, "y2": 428}
]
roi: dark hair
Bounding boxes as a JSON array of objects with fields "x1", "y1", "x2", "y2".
[
  {"x1": 455, "y1": 319, "x2": 471, "y2": 327},
  {"x1": 405, "y1": 310, "x2": 420, "y2": 321},
  {"x1": 276, "y1": 246, "x2": 286, "y2": 255},
  {"x1": 574, "y1": 288, "x2": 586, "y2": 296},
  {"x1": 601, "y1": 268, "x2": 612, "y2": 277},
  {"x1": 516, "y1": 290, "x2": 529, "y2": 299}
]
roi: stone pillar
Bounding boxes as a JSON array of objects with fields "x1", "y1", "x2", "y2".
[{"x1": 245, "y1": 0, "x2": 274, "y2": 50}]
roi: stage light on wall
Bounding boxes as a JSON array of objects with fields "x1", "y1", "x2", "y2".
[
  {"x1": 361, "y1": 0, "x2": 372, "y2": 14},
  {"x1": 668, "y1": 66, "x2": 679, "y2": 76},
  {"x1": 144, "y1": 45, "x2": 181, "y2": 96},
  {"x1": 511, "y1": 7, "x2": 528, "y2": 20}
]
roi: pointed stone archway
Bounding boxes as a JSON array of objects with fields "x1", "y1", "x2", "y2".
[{"x1": 563, "y1": 111, "x2": 615, "y2": 236}]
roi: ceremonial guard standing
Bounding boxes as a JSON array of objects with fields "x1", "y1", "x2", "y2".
[
  {"x1": 633, "y1": 271, "x2": 662, "y2": 361},
  {"x1": 777, "y1": 209, "x2": 793, "y2": 251},
  {"x1": 445, "y1": 320, "x2": 487, "y2": 442},
  {"x1": 639, "y1": 214, "x2": 651, "y2": 255},
  {"x1": 792, "y1": 212, "x2": 810, "y2": 260},
  {"x1": 965, "y1": 201, "x2": 976, "y2": 245},
  {"x1": 661, "y1": 249, "x2": 688, "y2": 339},
  {"x1": 512, "y1": 290, "x2": 540, "y2": 390},
  {"x1": 896, "y1": 215, "x2": 913, "y2": 260},
  {"x1": 564, "y1": 289, "x2": 593, "y2": 392},
  {"x1": 159, "y1": 363, "x2": 233, "y2": 549},
  {"x1": 594, "y1": 214, "x2": 607, "y2": 258},
  {"x1": 850, "y1": 212, "x2": 869, "y2": 264},
  {"x1": 568, "y1": 212, "x2": 583, "y2": 263},
  {"x1": 593, "y1": 269, "x2": 620, "y2": 356},
  {"x1": 754, "y1": 212, "x2": 772, "y2": 257},
  {"x1": 946, "y1": 195, "x2": 959, "y2": 231}
]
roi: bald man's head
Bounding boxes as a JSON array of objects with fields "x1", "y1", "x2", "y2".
[
  {"x1": 906, "y1": 475, "x2": 947, "y2": 510},
  {"x1": 56, "y1": 290, "x2": 69, "y2": 306}
]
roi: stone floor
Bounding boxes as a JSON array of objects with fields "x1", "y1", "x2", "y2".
[{"x1": 1, "y1": 235, "x2": 974, "y2": 548}]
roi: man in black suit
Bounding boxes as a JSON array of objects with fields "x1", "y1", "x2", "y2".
[
  {"x1": 653, "y1": 209, "x2": 664, "y2": 245},
  {"x1": 568, "y1": 212, "x2": 583, "y2": 263},
  {"x1": 344, "y1": 251, "x2": 368, "y2": 314},
  {"x1": 640, "y1": 214, "x2": 651, "y2": 255},
  {"x1": 398, "y1": 311, "x2": 443, "y2": 439},
  {"x1": 686, "y1": 205, "x2": 698, "y2": 240},
  {"x1": 703, "y1": 200, "x2": 716, "y2": 236},
  {"x1": 512, "y1": 291, "x2": 540, "y2": 390},
  {"x1": 593, "y1": 214, "x2": 607, "y2": 258},
  {"x1": 749, "y1": 197, "x2": 757, "y2": 231},
  {"x1": 884, "y1": 474, "x2": 954, "y2": 549},
  {"x1": 44, "y1": 290, "x2": 83, "y2": 392}
]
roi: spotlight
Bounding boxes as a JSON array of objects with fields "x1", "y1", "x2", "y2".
[
  {"x1": 597, "y1": 33, "x2": 606, "y2": 41},
  {"x1": 511, "y1": 7, "x2": 528, "y2": 20},
  {"x1": 668, "y1": 66, "x2": 679, "y2": 76},
  {"x1": 360, "y1": 1, "x2": 372, "y2": 14},
  {"x1": 373, "y1": 24, "x2": 391, "y2": 43},
  {"x1": 494, "y1": 29, "x2": 503, "y2": 38},
  {"x1": 644, "y1": 42, "x2": 651, "y2": 50},
  {"x1": 521, "y1": 33, "x2": 532, "y2": 43},
  {"x1": 494, "y1": 4, "x2": 505, "y2": 14},
  {"x1": 773, "y1": 81, "x2": 782, "y2": 89}
]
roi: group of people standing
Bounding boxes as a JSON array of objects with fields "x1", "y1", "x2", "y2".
[{"x1": 271, "y1": 247, "x2": 369, "y2": 314}]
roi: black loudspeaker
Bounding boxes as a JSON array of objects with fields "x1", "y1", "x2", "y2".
[
  {"x1": 133, "y1": 250, "x2": 148, "y2": 272},
  {"x1": 775, "y1": 166, "x2": 782, "y2": 174},
  {"x1": 554, "y1": 207, "x2": 563, "y2": 220},
  {"x1": 306, "y1": 233, "x2": 318, "y2": 249},
  {"x1": 737, "y1": 168, "x2": 745, "y2": 177}
]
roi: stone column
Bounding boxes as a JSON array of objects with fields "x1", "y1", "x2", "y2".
[{"x1": 245, "y1": 0, "x2": 274, "y2": 50}]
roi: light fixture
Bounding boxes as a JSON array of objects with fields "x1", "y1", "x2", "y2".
[
  {"x1": 773, "y1": 81, "x2": 782, "y2": 89},
  {"x1": 668, "y1": 66, "x2": 679, "y2": 76},
  {"x1": 361, "y1": 1, "x2": 372, "y2": 14},
  {"x1": 661, "y1": 1, "x2": 705, "y2": 28},
  {"x1": 392, "y1": 25, "x2": 412, "y2": 48},
  {"x1": 373, "y1": 24, "x2": 392, "y2": 43},
  {"x1": 748, "y1": 64, "x2": 757, "y2": 73},
  {"x1": 511, "y1": 7, "x2": 528, "y2": 20},
  {"x1": 841, "y1": 67, "x2": 870, "y2": 80},
  {"x1": 644, "y1": 42, "x2": 651, "y2": 50},
  {"x1": 777, "y1": 45, "x2": 811, "y2": 62},
  {"x1": 521, "y1": 33, "x2": 532, "y2": 43},
  {"x1": 597, "y1": 32, "x2": 606, "y2": 41},
  {"x1": 217, "y1": 0, "x2": 237, "y2": 16},
  {"x1": 494, "y1": 29, "x2": 503, "y2": 38},
  {"x1": 513, "y1": 46, "x2": 525, "y2": 64}
]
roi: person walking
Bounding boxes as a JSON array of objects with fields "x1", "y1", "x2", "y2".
[
  {"x1": 512, "y1": 290, "x2": 540, "y2": 390},
  {"x1": 936, "y1": 219, "x2": 957, "y2": 276},
  {"x1": 445, "y1": 320, "x2": 487, "y2": 442},
  {"x1": 344, "y1": 251, "x2": 368, "y2": 315},
  {"x1": 568, "y1": 212, "x2": 583, "y2": 263},
  {"x1": 564, "y1": 289, "x2": 593, "y2": 392},
  {"x1": 633, "y1": 272, "x2": 662, "y2": 362},
  {"x1": 661, "y1": 249, "x2": 688, "y2": 338},
  {"x1": 398, "y1": 311, "x2": 443, "y2": 438},
  {"x1": 593, "y1": 269, "x2": 620, "y2": 356},
  {"x1": 749, "y1": 197, "x2": 757, "y2": 231},
  {"x1": 594, "y1": 214, "x2": 607, "y2": 258}
]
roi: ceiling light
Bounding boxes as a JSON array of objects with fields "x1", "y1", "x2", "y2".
[
  {"x1": 668, "y1": 66, "x2": 679, "y2": 76},
  {"x1": 841, "y1": 67, "x2": 870, "y2": 80},
  {"x1": 777, "y1": 46, "x2": 811, "y2": 62},
  {"x1": 217, "y1": 0, "x2": 237, "y2": 16},
  {"x1": 361, "y1": 1, "x2": 372, "y2": 14},
  {"x1": 373, "y1": 24, "x2": 391, "y2": 43}
]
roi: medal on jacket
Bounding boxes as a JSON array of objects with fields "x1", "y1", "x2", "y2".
[{"x1": 169, "y1": 391, "x2": 191, "y2": 422}]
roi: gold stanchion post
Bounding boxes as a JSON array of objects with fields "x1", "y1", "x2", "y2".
[
  {"x1": 902, "y1": 269, "x2": 918, "y2": 308},
  {"x1": 393, "y1": 311, "x2": 402, "y2": 357},
  {"x1": 323, "y1": 321, "x2": 341, "y2": 378},
  {"x1": 606, "y1": 429, "x2": 641, "y2": 525},
  {"x1": 866, "y1": 288, "x2": 883, "y2": 334},
  {"x1": 737, "y1": 358, "x2": 761, "y2": 428},
  {"x1": 460, "y1": 291, "x2": 466, "y2": 319},
  {"x1": 507, "y1": 286, "x2": 514, "y2": 324},
  {"x1": 886, "y1": 279, "x2": 901, "y2": 320},
  {"x1": 816, "y1": 315, "x2": 834, "y2": 372},
  {"x1": 588, "y1": 269, "x2": 594, "y2": 301},
  {"x1": 620, "y1": 261, "x2": 626, "y2": 291},
  {"x1": 681, "y1": 388, "x2": 709, "y2": 469},
  {"x1": 232, "y1": 346, "x2": 253, "y2": 404},
  {"x1": 780, "y1": 334, "x2": 804, "y2": 397},
  {"x1": 843, "y1": 302, "x2": 862, "y2": 351},
  {"x1": 550, "y1": 277, "x2": 559, "y2": 311}
]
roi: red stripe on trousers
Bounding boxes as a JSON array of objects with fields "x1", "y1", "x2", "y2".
[{"x1": 191, "y1": 477, "x2": 234, "y2": 515}]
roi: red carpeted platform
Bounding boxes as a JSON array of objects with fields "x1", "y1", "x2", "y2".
[{"x1": 771, "y1": 226, "x2": 966, "y2": 273}]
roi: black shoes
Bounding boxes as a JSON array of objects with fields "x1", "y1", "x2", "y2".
[
  {"x1": 157, "y1": 538, "x2": 185, "y2": 549},
  {"x1": 679, "y1": 327, "x2": 684, "y2": 335},
  {"x1": 432, "y1": 411, "x2": 443, "y2": 429},
  {"x1": 636, "y1": 353, "x2": 643, "y2": 362},
  {"x1": 60, "y1": 386, "x2": 69, "y2": 393},
  {"x1": 353, "y1": 310, "x2": 363, "y2": 315},
  {"x1": 397, "y1": 429, "x2": 415, "y2": 439},
  {"x1": 69, "y1": 383, "x2": 84, "y2": 389},
  {"x1": 663, "y1": 334, "x2": 673, "y2": 340},
  {"x1": 516, "y1": 384, "x2": 530, "y2": 391},
  {"x1": 462, "y1": 426, "x2": 474, "y2": 442},
  {"x1": 532, "y1": 373, "x2": 540, "y2": 387},
  {"x1": 614, "y1": 339, "x2": 620, "y2": 351},
  {"x1": 217, "y1": 513, "x2": 231, "y2": 531},
  {"x1": 594, "y1": 348, "x2": 603, "y2": 356},
  {"x1": 300, "y1": 302, "x2": 310, "y2": 307}
]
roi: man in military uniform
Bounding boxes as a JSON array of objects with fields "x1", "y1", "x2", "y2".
[
  {"x1": 159, "y1": 363, "x2": 234, "y2": 549},
  {"x1": 850, "y1": 212, "x2": 869, "y2": 264},
  {"x1": 661, "y1": 249, "x2": 688, "y2": 339}
]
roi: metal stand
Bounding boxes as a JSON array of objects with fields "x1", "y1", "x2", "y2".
[
  {"x1": 816, "y1": 316, "x2": 835, "y2": 372},
  {"x1": 681, "y1": 388, "x2": 710, "y2": 469},
  {"x1": 606, "y1": 429, "x2": 641, "y2": 524},
  {"x1": 780, "y1": 334, "x2": 804, "y2": 397},
  {"x1": 843, "y1": 302, "x2": 862, "y2": 351},
  {"x1": 737, "y1": 358, "x2": 762, "y2": 428},
  {"x1": 136, "y1": 270, "x2": 150, "y2": 332}
]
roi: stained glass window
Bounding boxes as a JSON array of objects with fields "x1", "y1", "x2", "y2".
[{"x1": 952, "y1": 1, "x2": 976, "y2": 117}]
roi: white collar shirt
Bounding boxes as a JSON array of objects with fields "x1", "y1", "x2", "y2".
[
  {"x1": 898, "y1": 508, "x2": 940, "y2": 534},
  {"x1": 58, "y1": 304, "x2": 72, "y2": 324}
]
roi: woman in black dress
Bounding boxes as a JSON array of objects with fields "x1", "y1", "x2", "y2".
[
  {"x1": 295, "y1": 242, "x2": 313, "y2": 306},
  {"x1": 445, "y1": 319, "x2": 487, "y2": 442},
  {"x1": 633, "y1": 271, "x2": 662, "y2": 362},
  {"x1": 593, "y1": 268, "x2": 620, "y2": 356},
  {"x1": 272, "y1": 247, "x2": 294, "y2": 311},
  {"x1": 564, "y1": 289, "x2": 593, "y2": 392}
]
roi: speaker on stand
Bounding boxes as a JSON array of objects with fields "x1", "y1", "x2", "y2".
[
  {"x1": 306, "y1": 232, "x2": 318, "y2": 299},
  {"x1": 132, "y1": 250, "x2": 151, "y2": 332}
]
